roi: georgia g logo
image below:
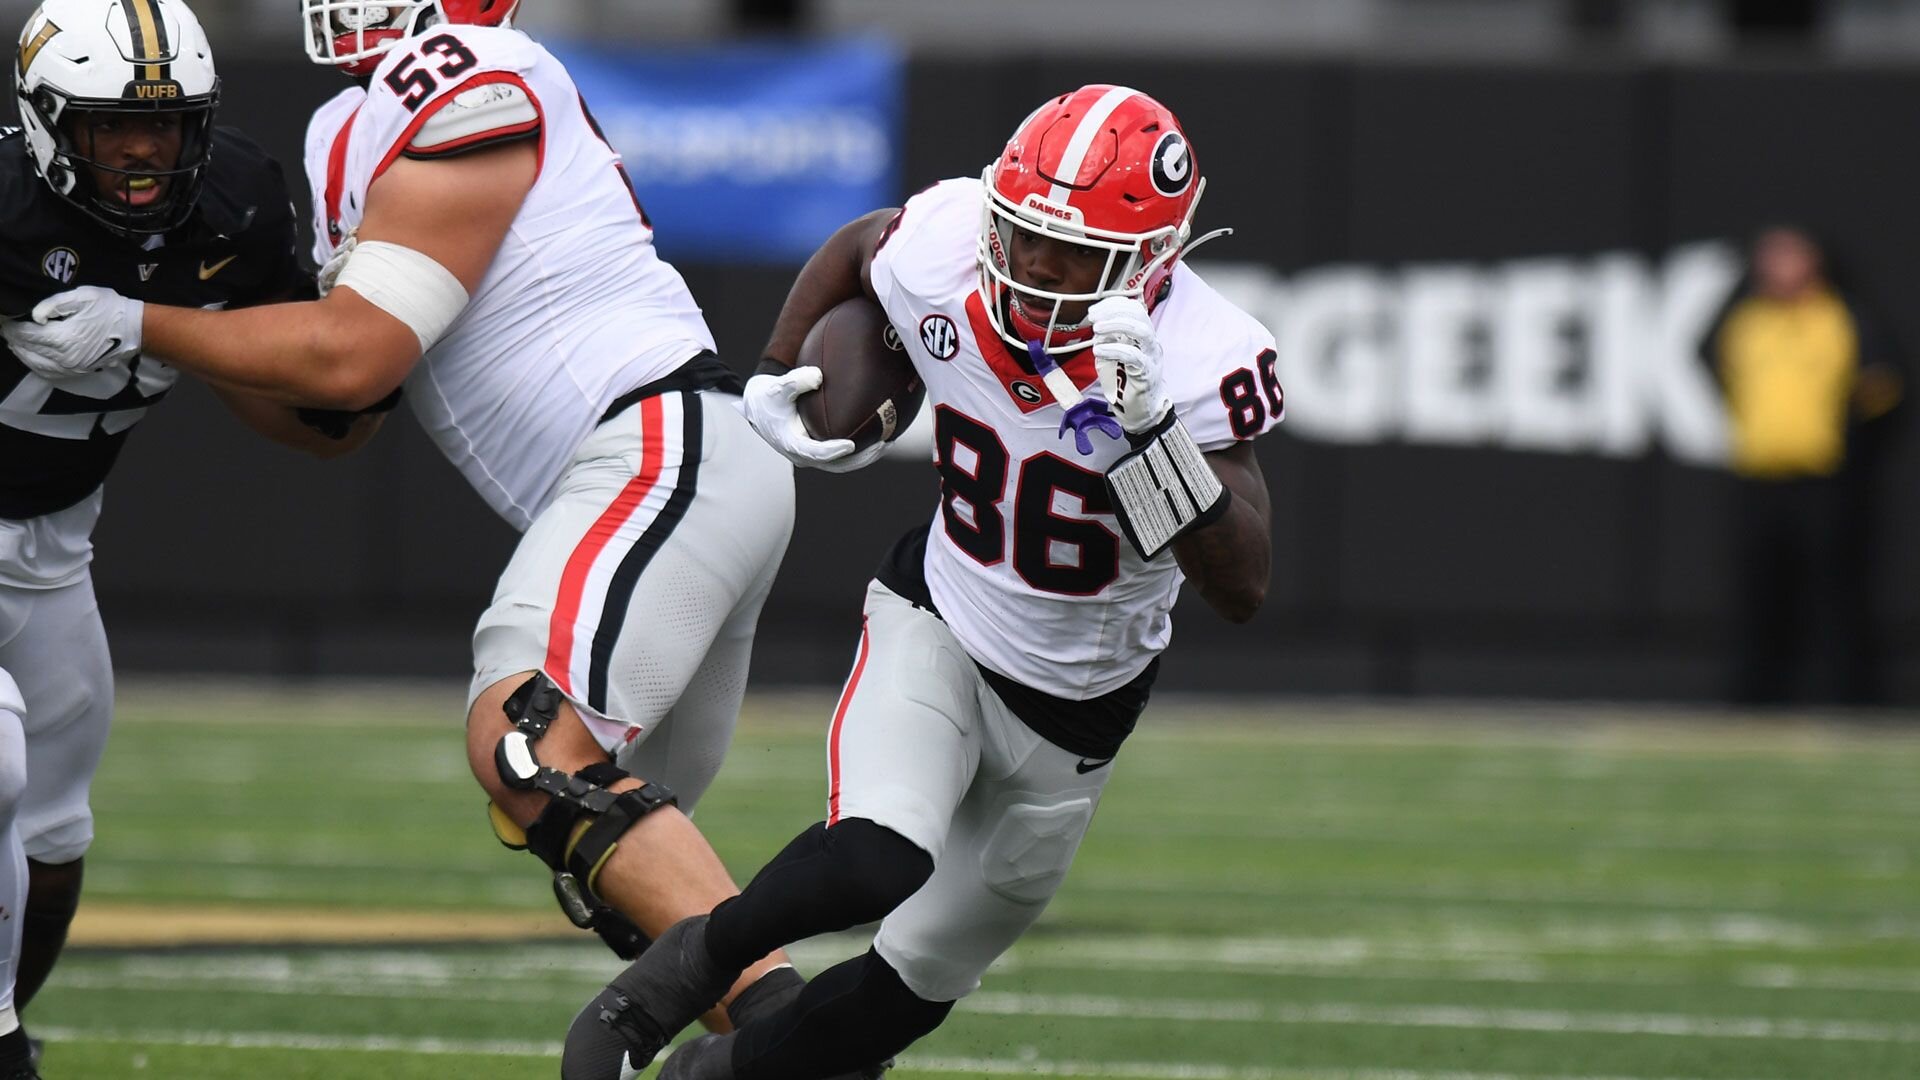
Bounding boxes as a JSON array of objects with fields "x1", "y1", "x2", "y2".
[{"x1": 1149, "y1": 131, "x2": 1193, "y2": 198}]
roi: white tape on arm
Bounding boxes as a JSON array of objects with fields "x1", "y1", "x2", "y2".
[
  {"x1": 1105, "y1": 412, "x2": 1229, "y2": 560},
  {"x1": 332, "y1": 240, "x2": 470, "y2": 353}
]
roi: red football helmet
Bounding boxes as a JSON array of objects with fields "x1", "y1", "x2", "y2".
[
  {"x1": 302, "y1": 0, "x2": 519, "y2": 76},
  {"x1": 979, "y1": 85, "x2": 1213, "y2": 354}
]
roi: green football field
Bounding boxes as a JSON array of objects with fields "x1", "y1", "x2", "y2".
[{"x1": 23, "y1": 681, "x2": 1920, "y2": 1079}]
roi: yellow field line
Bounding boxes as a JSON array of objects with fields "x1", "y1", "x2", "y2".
[{"x1": 71, "y1": 902, "x2": 582, "y2": 948}]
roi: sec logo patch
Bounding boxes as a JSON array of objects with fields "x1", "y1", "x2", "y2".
[
  {"x1": 41, "y1": 246, "x2": 78, "y2": 283},
  {"x1": 920, "y1": 314, "x2": 959, "y2": 360}
]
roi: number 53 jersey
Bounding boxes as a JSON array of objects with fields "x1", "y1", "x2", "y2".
[
  {"x1": 303, "y1": 24, "x2": 717, "y2": 531},
  {"x1": 869, "y1": 177, "x2": 1283, "y2": 701}
]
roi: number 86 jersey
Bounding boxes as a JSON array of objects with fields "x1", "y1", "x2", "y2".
[{"x1": 870, "y1": 178, "x2": 1283, "y2": 701}]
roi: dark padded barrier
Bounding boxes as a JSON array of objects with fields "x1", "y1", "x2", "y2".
[{"x1": 78, "y1": 52, "x2": 1920, "y2": 704}]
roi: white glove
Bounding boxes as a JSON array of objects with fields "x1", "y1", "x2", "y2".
[
  {"x1": 739, "y1": 367, "x2": 886, "y2": 473},
  {"x1": 316, "y1": 233, "x2": 357, "y2": 297},
  {"x1": 1090, "y1": 296, "x2": 1171, "y2": 435},
  {"x1": 2, "y1": 286, "x2": 145, "y2": 378}
]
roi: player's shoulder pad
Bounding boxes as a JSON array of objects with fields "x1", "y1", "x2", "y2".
[
  {"x1": 872, "y1": 176, "x2": 981, "y2": 307},
  {"x1": 406, "y1": 77, "x2": 541, "y2": 160},
  {"x1": 304, "y1": 85, "x2": 365, "y2": 153},
  {"x1": 197, "y1": 126, "x2": 295, "y2": 236},
  {"x1": 1160, "y1": 263, "x2": 1283, "y2": 450}
]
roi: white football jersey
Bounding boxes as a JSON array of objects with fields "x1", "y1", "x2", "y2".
[
  {"x1": 870, "y1": 178, "x2": 1282, "y2": 699},
  {"x1": 303, "y1": 25, "x2": 717, "y2": 530}
]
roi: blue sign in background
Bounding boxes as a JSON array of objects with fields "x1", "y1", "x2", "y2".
[{"x1": 549, "y1": 37, "x2": 903, "y2": 263}]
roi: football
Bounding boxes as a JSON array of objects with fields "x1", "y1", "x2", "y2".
[{"x1": 795, "y1": 297, "x2": 924, "y2": 451}]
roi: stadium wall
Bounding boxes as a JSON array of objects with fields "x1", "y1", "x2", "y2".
[{"x1": 93, "y1": 53, "x2": 1920, "y2": 704}]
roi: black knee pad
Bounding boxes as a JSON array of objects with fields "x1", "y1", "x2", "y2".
[
  {"x1": 732, "y1": 949, "x2": 951, "y2": 1080},
  {"x1": 816, "y1": 819, "x2": 934, "y2": 918},
  {"x1": 17, "y1": 857, "x2": 85, "y2": 1009},
  {"x1": 850, "y1": 948, "x2": 952, "y2": 1041}
]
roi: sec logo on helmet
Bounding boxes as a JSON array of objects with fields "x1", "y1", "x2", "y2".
[{"x1": 1150, "y1": 131, "x2": 1193, "y2": 198}]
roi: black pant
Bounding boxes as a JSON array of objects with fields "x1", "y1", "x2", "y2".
[{"x1": 1729, "y1": 476, "x2": 1877, "y2": 705}]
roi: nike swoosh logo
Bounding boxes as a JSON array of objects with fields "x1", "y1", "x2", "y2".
[
  {"x1": 1075, "y1": 757, "x2": 1113, "y2": 774},
  {"x1": 198, "y1": 255, "x2": 237, "y2": 280},
  {"x1": 619, "y1": 1052, "x2": 643, "y2": 1080},
  {"x1": 94, "y1": 337, "x2": 122, "y2": 364}
]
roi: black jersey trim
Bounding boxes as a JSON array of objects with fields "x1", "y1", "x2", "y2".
[
  {"x1": 585, "y1": 390, "x2": 703, "y2": 714},
  {"x1": 874, "y1": 522, "x2": 1158, "y2": 760}
]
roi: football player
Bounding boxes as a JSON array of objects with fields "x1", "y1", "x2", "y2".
[
  {"x1": 1, "y1": 0, "x2": 883, "y2": 1066},
  {"x1": 559, "y1": 85, "x2": 1281, "y2": 1080},
  {"x1": 1, "y1": 1, "x2": 370, "y2": 1073}
]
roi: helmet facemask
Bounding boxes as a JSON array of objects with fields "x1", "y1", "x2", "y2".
[
  {"x1": 301, "y1": 0, "x2": 436, "y2": 75},
  {"x1": 29, "y1": 87, "x2": 218, "y2": 236},
  {"x1": 977, "y1": 169, "x2": 1199, "y2": 356}
]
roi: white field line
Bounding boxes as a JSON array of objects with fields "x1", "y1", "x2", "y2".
[
  {"x1": 1061, "y1": 875, "x2": 1920, "y2": 922},
  {"x1": 29, "y1": 1026, "x2": 1787, "y2": 1080},
  {"x1": 905, "y1": 1059, "x2": 1776, "y2": 1080},
  {"x1": 60, "y1": 952, "x2": 1920, "y2": 1000},
  {"x1": 1004, "y1": 940, "x2": 1920, "y2": 995},
  {"x1": 1086, "y1": 816, "x2": 1920, "y2": 858},
  {"x1": 88, "y1": 858, "x2": 1917, "y2": 921},
  {"x1": 960, "y1": 993, "x2": 1920, "y2": 1043},
  {"x1": 63, "y1": 934, "x2": 1920, "y2": 997},
  {"x1": 44, "y1": 966, "x2": 1920, "y2": 1046},
  {"x1": 33, "y1": 1025, "x2": 564, "y2": 1057}
]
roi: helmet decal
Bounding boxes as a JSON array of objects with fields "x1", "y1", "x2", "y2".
[
  {"x1": 13, "y1": 0, "x2": 220, "y2": 235},
  {"x1": 1149, "y1": 131, "x2": 1192, "y2": 198},
  {"x1": 119, "y1": 0, "x2": 172, "y2": 83},
  {"x1": 976, "y1": 85, "x2": 1215, "y2": 355},
  {"x1": 17, "y1": 16, "x2": 59, "y2": 79}
]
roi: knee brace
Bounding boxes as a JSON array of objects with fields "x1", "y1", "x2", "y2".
[{"x1": 486, "y1": 673, "x2": 676, "y2": 958}]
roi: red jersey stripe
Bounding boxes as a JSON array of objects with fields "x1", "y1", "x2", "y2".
[
  {"x1": 544, "y1": 394, "x2": 668, "y2": 694},
  {"x1": 826, "y1": 618, "x2": 872, "y2": 825}
]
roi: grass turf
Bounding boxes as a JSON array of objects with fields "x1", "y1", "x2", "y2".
[{"x1": 22, "y1": 681, "x2": 1920, "y2": 1079}]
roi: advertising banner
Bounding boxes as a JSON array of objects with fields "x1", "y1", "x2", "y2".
[{"x1": 550, "y1": 37, "x2": 903, "y2": 263}]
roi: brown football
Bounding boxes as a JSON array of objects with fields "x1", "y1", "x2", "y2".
[{"x1": 795, "y1": 297, "x2": 925, "y2": 451}]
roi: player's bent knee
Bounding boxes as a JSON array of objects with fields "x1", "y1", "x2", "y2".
[
  {"x1": 481, "y1": 673, "x2": 673, "y2": 958},
  {"x1": 855, "y1": 948, "x2": 955, "y2": 1042},
  {"x1": 824, "y1": 818, "x2": 936, "y2": 919}
]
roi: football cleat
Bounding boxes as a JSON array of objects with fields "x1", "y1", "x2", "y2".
[
  {"x1": 560, "y1": 915, "x2": 742, "y2": 1080},
  {"x1": 657, "y1": 1033, "x2": 734, "y2": 1080}
]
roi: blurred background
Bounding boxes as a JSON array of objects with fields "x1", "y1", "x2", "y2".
[
  {"x1": 12, "y1": 3, "x2": 1920, "y2": 1078},
  {"x1": 12, "y1": 0, "x2": 1920, "y2": 707}
]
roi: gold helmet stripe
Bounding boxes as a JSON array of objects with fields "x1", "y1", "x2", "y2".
[
  {"x1": 119, "y1": 0, "x2": 168, "y2": 82},
  {"x1": 17, "y1": 19, "x2": 60, "y2": 79}
]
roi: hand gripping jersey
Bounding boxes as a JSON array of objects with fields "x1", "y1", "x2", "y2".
[
  {"x1": 303, "y1": 25, "x2": 717, "y2": 530},
  {"x1": 870, "y1": 178, "x2": 1282, "y2": 702},
  {"x1": 0, "y1": 126, "x2": 305, "y2": 580}
]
